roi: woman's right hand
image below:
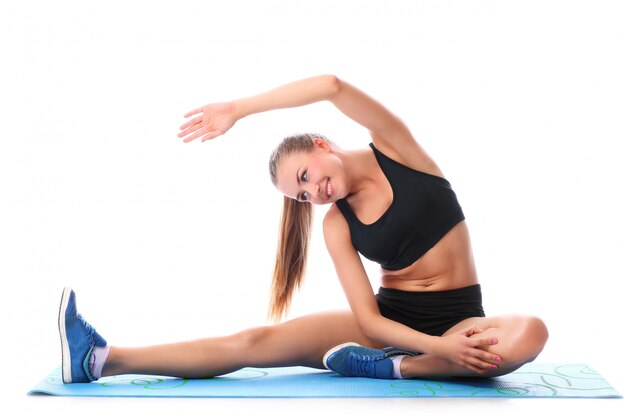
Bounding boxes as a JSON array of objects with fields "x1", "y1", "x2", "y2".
[
  {"x1": 178, "y1": 101, "x2": 238, "y2": 143},
  {"x1": 433, "y1": 326, "x2": 502, "y2": 374}
]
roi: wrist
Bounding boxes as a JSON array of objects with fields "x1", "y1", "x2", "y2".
[
  {"x1": 421, "y1": 335, "x2": 441, "y2": 356},
  {"x1": 231, "y1": 99, "x2": 249, "y2": 120}
]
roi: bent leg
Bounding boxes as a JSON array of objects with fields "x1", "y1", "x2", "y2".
[
  {"x1": 400, "y1": 315, "x2": 549, "y2": 378},
  {"x1": 103, "y1": 310, "x2": 384, "y2": 379}
]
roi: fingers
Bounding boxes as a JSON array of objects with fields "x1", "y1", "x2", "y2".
[
  {"x1": 456, "y1": 335, "x2": 501, "y2": 373},
  {"x1": 464, "y1": 362, "x2": 490, "y2": 374},
  {"x1": 178, "y1": 123, "x2": 202, "y2": 139},
  {"x1": 457, "y1": 348, "x2": 501, "y2": 374},
  {"x1": 179, "y1": 116, "x2": 202, "y2": 130},
  {"x1": 182, "y1": 127, "x2": 212, "y2": 143},
  {"x1": 472, "y1": 337, "x2": 498, "y2": 348},
  {"x1": 201, "y1": 131, "x2": 221, "y2": 142},
  {"x1": 468, "y1": 339, "x2": 502, "y2": 373},
  {"x1": 462, "y1": 327, "x2": 485, "y2": 337},
  {"x1": 466, "y1": 356, "x2": 499, "y2": 374},
  {"x1": 178, "y1": 114, "x2": 210, "y2": 140},
  {"x1": 184, "y1": 107, "x2": 202, "y2": 118},
  {"x1": 473, "y1": 347, "x2": 502, "y2": 365},
  {"x1": 178, "y1": 126, "x2": 220, "y2": 143}
]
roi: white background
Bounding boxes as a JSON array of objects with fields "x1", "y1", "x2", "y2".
[{"x1": 1, "y1": 0, "x2": 625, "y2": 415}]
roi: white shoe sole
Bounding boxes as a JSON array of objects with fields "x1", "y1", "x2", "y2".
[
  {"x1": 322, "y1": 342, "x2": 361, "y2": 370},
  {"x1": 58, "y1": 287, "x2": 72, "y2": 383}
]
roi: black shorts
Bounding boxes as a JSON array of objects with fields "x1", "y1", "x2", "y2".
[{"x1": 376, "y1": 284, "x2": 486, "y2": 337}]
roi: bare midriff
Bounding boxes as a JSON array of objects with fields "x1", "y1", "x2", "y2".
[{"x1": 379, "y1": 220, "x2": 478, "y2": 292}]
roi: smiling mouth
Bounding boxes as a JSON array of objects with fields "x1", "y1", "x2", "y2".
[{"x1": 326, "y1": 178, "x2": 333, "y2": 198}]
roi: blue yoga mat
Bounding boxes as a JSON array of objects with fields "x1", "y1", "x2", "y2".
[{"x1": 29, "y1": 363, "x2": 621, "y2": 398}]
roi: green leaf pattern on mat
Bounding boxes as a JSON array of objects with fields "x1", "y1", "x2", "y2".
[
  {"x1": 97, "y1": 368, "x2": 269, "y2": 390},
  {"x1": 386, "y1": 365, "x2": 613, "y2": 397},
  {"x1": 32, "y1": 364, "x2": 620, "y2": 397}
]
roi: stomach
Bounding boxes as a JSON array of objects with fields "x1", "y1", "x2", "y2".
[{"x1": 379, "y1": 221, "x2": 479, "y2": 292}]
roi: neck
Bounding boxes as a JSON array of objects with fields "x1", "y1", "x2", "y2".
[{"x1": 335, "y1": 147, "x2": 376, "y2": 197}]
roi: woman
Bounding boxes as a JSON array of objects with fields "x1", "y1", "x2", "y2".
[{"x1": 58, "y1": 75, "x2": 548, "y2": 383}]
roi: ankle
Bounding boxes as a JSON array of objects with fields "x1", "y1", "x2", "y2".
[
  {"x1": 89, "y1": 344, "x2": 111, "y2": 379},
  {"x1": 399, "y1": 355, "x2": 421, "y2": 379},
  {"x1": 100, "y1": 346, "x2": 119, "y2": 377},
  {"x1": 390, "y1": 355, "x2": 407, "y2": 379}
]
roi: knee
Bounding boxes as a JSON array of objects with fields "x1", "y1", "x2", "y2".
[
  {"x1": 480, "y1": 316, "x2": 548, "y2": 377},
  {"x1": 236, "y1": 326, "x2": 274, "y2": 351},
  {"x1": 524, "y1": 316, "x2": 549, "y2": 361},
  {"x1": 505, "y1": 315, "x2": 549, "y2": 364}
]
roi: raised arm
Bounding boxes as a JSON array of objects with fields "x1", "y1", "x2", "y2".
[
  {"x1": 179, "y1": 75, "x2": 425, "y2": 157},
  {"x1": 323, "y1": 206, "x2": 500, "y2": 373},
  {"x1": 178, "y1": 75, "x2": 340, "y2": 143},
  {"x1": 234, "y1": 75, "x2": 340, "y2": 119},
  {"x1": 233, "y1": 74, "x2": 412, "y2": 145}
]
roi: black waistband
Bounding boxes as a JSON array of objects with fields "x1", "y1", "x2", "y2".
[
  {"x1": 377, "y1": 284, "x2": 482, "y2": 301},
  {"x1": 375, "y1": 284, "x2": 485, "y2": 336}
]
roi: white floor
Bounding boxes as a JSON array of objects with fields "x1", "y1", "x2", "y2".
[{"x1": 14, "y1": 392, "x2": 626, "y2": 417}]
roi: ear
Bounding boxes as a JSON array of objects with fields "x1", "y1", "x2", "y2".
[{"x1": 313, "y1": 137, "x2": 332, "y2": 152}]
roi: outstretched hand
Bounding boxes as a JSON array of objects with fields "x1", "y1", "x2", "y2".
[
  {"x1": 434, "y1": 326, "x2": 502, "y2": 374},
  {"x1": 178, "y1": 102, "x2": 238, "y2": 143}
]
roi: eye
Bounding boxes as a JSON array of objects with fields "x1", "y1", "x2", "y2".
[{"x1": 298, "y1": 170, "x2": 309, "y2": 202}]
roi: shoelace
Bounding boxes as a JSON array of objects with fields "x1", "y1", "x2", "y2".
[
  {"x1": 348, "y1": 352, "x2": 383, "y2": 377},
  {"x1": 77, "y1": 313, "x2": 96, "y2": 339},
  {"x1": 77, "y1": 313, "x2": 100, "y2": 380}
]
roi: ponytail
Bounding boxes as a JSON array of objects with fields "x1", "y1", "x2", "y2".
[
  {"x1": 268, "y1": 196, "x2": 313, "y2": 322},
  {"x1": 267, "y1": 132, "x2": 333, "y2": 322}
]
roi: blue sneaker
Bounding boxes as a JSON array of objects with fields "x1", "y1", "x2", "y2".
[
  {"x1": 323, "y1": 342, "x2": 418, "y2": 379},
  {"x1": 58, "y1": 287, "x2": 107, "y2": 383}
]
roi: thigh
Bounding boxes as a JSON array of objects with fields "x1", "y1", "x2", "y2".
[
  {"x1": 442, "y1": 314, "x2": 547, "y2": 342},
  {"x1": 249, "y1": 310, "x2": 386, "y2": 369},
  {"x1": 441, "y1": 315, "x2": 508, "y2": 337}
]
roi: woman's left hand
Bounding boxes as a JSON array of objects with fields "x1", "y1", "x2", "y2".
[{"x1": 432, "y1": 326, "x2": 501, "y2": 374}]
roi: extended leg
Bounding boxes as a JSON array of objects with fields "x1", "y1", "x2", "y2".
[{"x1": 102, "y1": 310, "x2": 385, "y2": 379}]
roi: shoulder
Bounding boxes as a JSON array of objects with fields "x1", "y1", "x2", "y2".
[
  {"x1": 323, "y1": 204, "x2": 348, "y2": 235},
  {"x1": 370, "y1": 132, "x2": 445, "y2": 179},
  {"x1": 323, "y1": 204, "x2": 367, "y2": 280},
  {"x1": 323, "y1": 204, "x2": 352, "y2": 249}
]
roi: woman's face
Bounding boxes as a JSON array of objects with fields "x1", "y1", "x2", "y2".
[{"x1": 275, "y1": 141, "x2": 346, "y2": 205}]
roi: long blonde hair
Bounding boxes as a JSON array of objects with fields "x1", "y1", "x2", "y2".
[{"x1": 267, "y1": 133, "x2": 331, "y2": 322}]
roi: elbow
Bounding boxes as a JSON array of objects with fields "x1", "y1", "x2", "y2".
[
  {"x1": 323, "y1": 74, "x2": 342, "y2": 99},
  {"x1": 364, "y1": 327, "x2": 379, "y2": 341},
  {"x1": 356, "y1": 314, "x2": 380, "y2": 341},
  {"x1": 360, "y1": 323, "x2": 375, "y2": 340}
]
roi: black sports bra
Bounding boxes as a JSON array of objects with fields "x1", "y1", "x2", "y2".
[{"x1": 335, "y1": 143, "x2": 465, "y2": 270}]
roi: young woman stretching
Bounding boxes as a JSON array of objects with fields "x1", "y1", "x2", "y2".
[{"x1": 58, "y1": 75, "x2": 549, "y2": 383}]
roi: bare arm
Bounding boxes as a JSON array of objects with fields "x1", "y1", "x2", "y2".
[
  {"x1": 179, "y1": 75, "x2": 441, "y2": 179},
  {"x1": 323, "y1": 207, "x2": 500, "y2": 373},
  {"x1": 232, "y1": 74, "x2": 410, "y2": 146},
  {"x1": 233, "y1": 75, "x2": 340, "y2": 118},
  {"x1": 323, "y1": 207, "x2": 438, "y2": 353},
  {"x1": 234, "y1": 74, "x2": 418, "y2": 154},
  {"x1": 179, "y1": 75, "x2": 442, "y2": 183},
  {"x1": 178, "y1": 75, "x2": 339, "y2": 143}
]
